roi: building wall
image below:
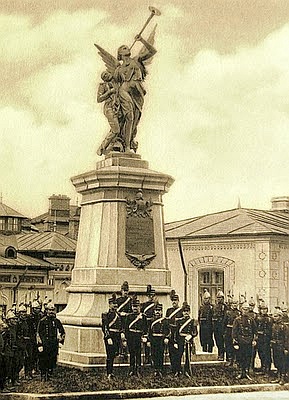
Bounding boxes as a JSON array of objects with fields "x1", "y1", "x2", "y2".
[{"x1": 167, "y1": 235, "x2": 289, "y2": 318}]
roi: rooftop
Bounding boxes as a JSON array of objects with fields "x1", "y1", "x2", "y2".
[
  {"x1": 165, "y1": 208, "x2": 289, "y2": 239},
  {"x1": 16, "y1": 232, "x2": 77, "y2": 252}
]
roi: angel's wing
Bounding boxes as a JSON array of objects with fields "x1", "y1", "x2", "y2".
[
  {"x1": 94, "y1": 44, "x2": 119, "y2": 74},
  {"x1": 138, "y1": 24, "x2": 157, "y2": 66}
]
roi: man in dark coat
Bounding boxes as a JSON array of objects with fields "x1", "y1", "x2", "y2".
[
  {"x1": 255, "y1": 301, "x2": 272, "y2": 375},
  {"x1": 26, "y1": 300, "x2": 43, "y2": 376},
  {"x1": 125, "y1": 296, "x2": 147, "y2": 376},
  {"x1": 37, "y1": 303, "x2": 65, "y2": 381},
  {"x1": 270, "y1": 308, "x2": 289, "y2": 385},
  {"x1": 141, "y1": 285, "x2": 158, "y2": 365},
  {"x1": 116, "y1": 281, "x2": 132, "y2": 361},
  {"x1": 198, "y1": 290, "x2": 214, "y2": 353},
  {"x1": 102, "y1": 294, "x2": 122, "y2": 379},
  {"x1": 232, "y1": 301, "x2": 257, "y2": 380},
  {"x1": 212, "y1": 290, "x2": 227, "y2": 361},
  {"x1": 224, "y1": 297, "x2": 240, "y2": 366}
]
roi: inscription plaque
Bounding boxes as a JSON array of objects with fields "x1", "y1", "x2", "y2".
[{"x1": 125, "y1": 189, "x2": 156, "y2": 269}]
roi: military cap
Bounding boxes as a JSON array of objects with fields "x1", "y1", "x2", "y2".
[
  {"x1": 216, "y1": 290, "x2": 225, "y2": 298},
  {"x1": 248, "y1": 297, "x2": 255, "y2": 306},
  {"x1": 155, "y1": 303, "x2": 163, "y2": 311},
  {"x1": 108, "y1": 293, "x2": 117, "y2": 304},
  {"x1": 18, "y1": 304, "x2": 27, "y2": 312},
  {"x1": 182, "y1": 302, "x2": 190, "y2": 312},
  {"x1": 231, "y1": 297, "x2": 239, "y2": 305},
  {"x1": 281, "y1": 303, "x2": 288, "y2": 312},
  {"x1": 241, "y1": 301, "x2": 250, "y2": 309},
  {"x1": 202, "y1": 290, "x2": 211, "y2": 300},
  {"x1": 132, "y1": 298, "x2": 140, "y2": 306},
  {"x1": 32, "y1": 300, "x2": 41, "y2": 308},
  {"x1": 170, "y1": 290, "x2": 179, "y2": 301},
  {"x1": 6, "y1": 310, "x2": 17, "y2": 319},
  {"x1": 258, "y1": 300, "x2": 268, "y2": 310},
  {"x1": 121, "y1": 281, "x2": 129, "y2": 291},
  {"x1": 46, "y1": 303, "x2": 55, "y2": 310},
  {"x1": 273, "y1": 308, "x2": 283, "y2": 317}
]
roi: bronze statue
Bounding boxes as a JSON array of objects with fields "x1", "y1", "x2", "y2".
[{"x1": 95, "y1": 6, "x2": 161, "y2": 156}]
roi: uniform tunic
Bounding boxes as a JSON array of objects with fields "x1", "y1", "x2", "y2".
[
  {"x1": 212, "y1": 302, "x2": 227, "y2": 359},
  {"x1": 198, "y1": 303, "x2": 214, "y2": 352},
  {"x1": 148, "y1": 316, "x2": 170, "y2": 373},
  {"x1": 37, "y1": 315, "x2": 65, "y2": 375},
  {"x1": 232, "y1": 314, "x2": 257, "y2": 373},
  {"x1": 271, "y1": 320, "x2": 288, "y2": 375},
  {"x1": 125, "y1": 312, "x2": 148, "y2": 374},
  {"x1": 176, "y1": 317, "x2": 198, "y2": 374},
  {"x1": 223, "y1": 308, "x2": 240, "y2": 362},
  {"x1": 102, "y1": 310, "x2": 122, "y2": 375},
  {"x1": 165, "y1": 306, "x2": 184, "y2": 373},
  {"x1": 255, "y1": 314, "x2": 272, "y2": 371}
]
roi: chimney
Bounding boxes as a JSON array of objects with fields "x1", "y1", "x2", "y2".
[
  {"x1": 271, "y1": 196, "x2": 289, "y2": 212},
  {"x1": 49, "y1": 194, "x2": 70, "y2": 218}
]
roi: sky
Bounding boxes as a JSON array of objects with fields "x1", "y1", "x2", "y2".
[{"x1": 1, "y1": 0, "x2": 289, "y2": 222}]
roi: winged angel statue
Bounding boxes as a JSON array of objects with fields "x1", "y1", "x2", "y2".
[{"x1": 95, "y1": 7, "x2": 160, "y2": 156}]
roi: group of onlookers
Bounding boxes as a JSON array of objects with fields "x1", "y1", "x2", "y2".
[{"x1": 0, "y1": 299, "x2": 65, "y2": 392}]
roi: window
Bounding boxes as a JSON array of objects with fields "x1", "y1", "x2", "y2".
[
  {"x1": 199, "y1": 269, "x2": 224, "y2": 305},
  {"x1": 0, "y1": 218, "x2": 5, "y2": 231},
  {"x1": 7, "y1": 218, "x2": 13, "y2": 231}
]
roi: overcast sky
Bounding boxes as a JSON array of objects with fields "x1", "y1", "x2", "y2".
[{"x1": 1, "y1": 0, "x2": 289, "y2": 222}]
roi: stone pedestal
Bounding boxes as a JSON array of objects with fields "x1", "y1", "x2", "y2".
[{"x1": 58, "y1": 152, "x2": 174, "y2": 368}]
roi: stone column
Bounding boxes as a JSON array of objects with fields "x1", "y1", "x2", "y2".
[{"x1": 58, "y1": 152, "x2": 174, "y2": 368}]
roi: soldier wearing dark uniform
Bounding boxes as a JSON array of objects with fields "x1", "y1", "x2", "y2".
[
  {"x1": 165, "y1": 291, "x2": 184, "y2": 375},
  {"x1": 212, "y1": 290, "x2": 227, "y2": 361},
  {"x1": 270, "y1": 308, "x2": 289, "y2": 385},
  {"x1": 125, "y1": 297, "x2": 148, "y2": 376},
  {"x1": 232, "y1": 301, "x2": 257, "y2": 380},
  {"x1": 247, "y1": 297, "x2": 258, "y2": 371},
  {"x1": 0, "y1": 319, "x2": 7, "y2": 392},
  {"x1": 3, "y1": 310, "x2": 18, "y2": 389},
  {"x1": 16, "y1": 305, "x2": 30, "y2": 381},
  {"x1": 37, "y1": 303, "x2": 65, "y2": 381},
  {"x1": 255, "y1": 301, "x2": 272, "y2": 375},
  {"x1": 141, "y1": 285, "x2": 158, "y2": 365},
  {"x1": 102, "y1": 294, "x2": 122, "y2": 379},
  {"x1": 281, "y1": 303, "x2": 289, "y2": 381},
  {"x1": 116, "y1": 281, "x2": 132, "y2": 361},
  {"x1": 224, "y1": 297, "x2": 240, "y2": 366},
  {"x1": 198, "y1": 290, "x2": 214, "y2": 353},
  {"x1": 148, "y1": 303, "x2": 170, "y2": 377},
  {"x1": 175, "y1": 302, "x2": 198, "y2": 377},
  {"x1": 26, "y1": 300, "x2": 43, "y2": 376}
]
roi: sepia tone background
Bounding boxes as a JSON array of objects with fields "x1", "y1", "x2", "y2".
[{"x1": 1, "y1": 0, "x2": 289, "y2": 223}]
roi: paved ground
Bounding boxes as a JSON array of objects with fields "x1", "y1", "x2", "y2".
[{"x1": 128, "y1": 391, "x2": 289, "y2": 400}]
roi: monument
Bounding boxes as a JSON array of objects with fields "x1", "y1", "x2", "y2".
[{"x1": 58, "y1": 6, "x2": 174, "y2": 368}]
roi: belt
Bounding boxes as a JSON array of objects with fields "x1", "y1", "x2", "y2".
[
  {"x1": 226, "y1": 325, "x2": 233, "y2": 328},
  {"x1": 180, "y1": 333, "x2": 188, "y2": 337},
  {"x1": 109, "y1": 329, "x2": 121, "y2": 333},
  {"x1": 152, "y1": 333, "x2": 164, "y2": 337},
  {"x1": 129, "y1": 329, "x2": 142, "y2": 333}
]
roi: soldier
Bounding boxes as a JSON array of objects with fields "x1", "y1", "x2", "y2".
[
  {"x1": 165, "y1": 290, "x2": 184, "y2": 374},
  {"x1": 212, "y1": 290, "x2": 227, "y2": 361},
  {"x1": 3, "y1": 310, "x2": 18, "y2": 389},
  {"x1": 116, "y1": 281, "x2": 132, "y2": 361},
  {"x1": 16, "y1": 304, "x2": 30, "y2": 381},
  {"x1": 26, "y1": 300, "x2": 43, "y2": 376},
  {"x1": 102, "y1": 294, "x2": 122, "y2": 379},
  {"x1": 270, "y1": 308, "x2": 288, "y2": 385},
  {"x1": 281, "y1": 304, "x2": 289, "y2": 382},
  {"x1": 255, "y1": 301, "x2": 272, "y2": 375},
  {"x1": 148, "y1": 303, "x2": 170, "y2": 377},
  {"x1": 198, "y1": 290, "x2": 214, "y2": 353},
  {"x1": 224, "y1": 297, "x2": 240, "y2": 366},
  {"x1": 37, "y1": 303, "x2": 65, "y2": 381},
  {"x1": 0, "y1": 319, "x2": 7, "y2": 392},
  {"x1": 141, "y1": 285, "x2": 158, "y2": 365},
  {"x1": 248, "y1": 297, "x2": 258, "y2": 371},
  {"x1": 175, "y1": 302, "x2": 198, "y2": 377},
  {"x1": 125, "y1": 296, "x2": 148, "y2": 376},
  {"x1": 232, "y1": 301, "x2": 257, "y2": 380}
]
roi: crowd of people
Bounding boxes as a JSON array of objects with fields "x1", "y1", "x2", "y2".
[
  {"x1": 0, "y1": 298, "x2": 65, "y2": 392},
  {"x1": 1, "y1": 282, "x2": 288, "y2": 393},
  {"x1": 102, "y1": 282, "x2": 289, "y2": 385}
]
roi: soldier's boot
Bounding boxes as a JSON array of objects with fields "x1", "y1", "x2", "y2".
[
  {"x1": 279, "y1": 374, "x2": 285, "y2": 385},
  {"x1": 208, "y1": 345, "x2": 213, "y2": 353},
  {"x1": 271, "y1": 372, "x2": 281, "y2": 384}
]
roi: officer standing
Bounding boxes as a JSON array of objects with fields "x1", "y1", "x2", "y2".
[
  {"x1": 165, "y1": 291, "x2": 184, "y2": 375},
  {"x1": 102, "y1": 294, "x2": 122, "y2": 379},
  {"x1": 116, "y1": 281, "x2": 132, "y2": 361},
  {"x1": 148, "y1": 303, "x2": 170, "y2": 377},
  {"x1": 3, "y1": 310, "x2": 18, "y2": 389},
  {"x1": 26, "y1": 300, "x2": 43, "y2": 376},
  {"x1": 141, "y1": 285, "x2": 158, "y2": 365},
  {"x1": 248, "y1": 297, "x2": 258, "y2": 371},
  {"x1": 16, "y1": 304, "x2": 30, "y2": 381},
  {"x1": 198, "y1": 290, "x2": 214, "y2": 353},
  {"x1": 37, "y1": 303, "x2": 65, "y2": 381},
  {"x1": 232, "y1": 301, "x2": 257, "y2": 380},
  {"x1": 125, "y1": 296, "x2": 148, "y2": 377},
  {"x1": 255, "y1": 301, "x2": 272, "y2": 375},
  {"x1": 212, "y1": 290, "x2": 227, "y2": 361},
  {"x1": 224, "y1": 297, "x2": 240, "y2": 366},
  {"x1": 176, "y1": 302, "x2": 198, "y2": 377},
  {"x1": 270, "y1": 308, "x2": 288, "y2": 385}
]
